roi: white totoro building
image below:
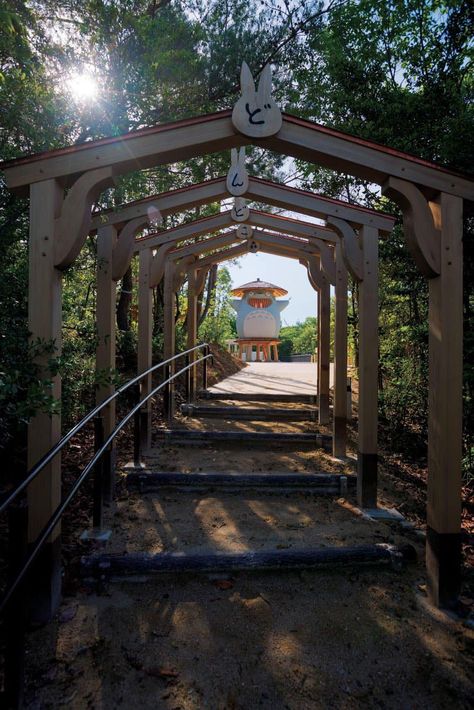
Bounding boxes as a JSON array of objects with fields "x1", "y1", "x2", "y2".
[{"x1": 230, "y1": 278, "x2": 289, "y2": 362}]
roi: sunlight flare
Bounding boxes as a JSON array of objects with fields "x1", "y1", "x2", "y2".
[{"x1": 67, "y1": 71, "x2": 98, "y2": 102}]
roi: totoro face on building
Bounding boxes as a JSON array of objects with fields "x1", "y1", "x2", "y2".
[{"x1": 230, "y1": 279, "x2": 289, "y2": 340}]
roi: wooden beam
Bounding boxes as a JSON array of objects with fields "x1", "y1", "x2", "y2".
[
  {"x1": 357, "y1": 226, "x2": 379, "y2": 508},
  {"x1": 248, "y1": 209, "x2": 337, "y2": 242},
  {"x1": 135, "y1": 209, "x2": 339, "y2": 253},
  {"x1": 4, "y1": 112, "x2": 245, "y2": 192},
  {"x1": 246, "y1": 178, "x2": 397, "y2": 233},
  {"x1": 91, "y1": 175, "x2": 396, "y2": 235},
  {"x1": 318, "y1": 276, "x2": 330, "y2": 425},
  {"x1": 265, "y1": 115, "x2": 474, "y2": 200},
  {"x1": 333, "y1": 242, "x2": 348, "y2": 457},
  {"x1": 426, "y1": 192, "x2": 463, "y2": 608},
  {"x1": 163, "y1": 259, "x2": 176, "y2": 417},
  {"x1": 27, "y1": 179, "x2": 63, "y2": 622},
  {"x1": 170, "y1": 231, "x2": 238, "y2": 260},
  {"x1": 5, "y1": 112, "x2": 472, "y2": 200},
  {"x1": 138, "y1": 249, "x2": 153, "y2": 450},
  {"x1": 187, "y1": 267, "x2": 199, "y2": 400},
  {"x1": 96, "y1": 225, "x2": 118, "y2": 498},
  {"x1": 91, "y1": 178, "x2": 227, "y2": 231},
  {"x1": 135, "y1": 211, "x2": 231, "y2": 252},
  {"x1": 195, "y1": 243, "x2": 249, "y2": 269}
]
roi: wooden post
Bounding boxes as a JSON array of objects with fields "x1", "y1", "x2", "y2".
[
  {"x1": 96, "y1": 225, "x2": 118, "y2": 498},
  {"x1": 28, "y1": 179, "x2": 63, "y2": 622},
  {"x1": 426, "y1": 193, "x2": 463, "y2": 607},
  {"x1": 187, "y1": 267, "x2": 198, "y2": 400},
  {"x1": 163, "y1": 259, "x2": 176, "y2": 417},
  {"x1": 318, "y1": 279, "x2": 330, "y2": 425},
  {"x1": 333, "y1": 243, "x2": 348, "y2": 457},
  {"x1": 357, "y1": 226, "x2": 379, "y2": 508},
  {"x1": 138, "y1": 249, "x2": 153, "y2": 450}
]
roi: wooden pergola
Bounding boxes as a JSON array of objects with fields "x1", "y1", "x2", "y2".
[{"x1": 2, "y1": 99, "x2": 473, "y2": 618}]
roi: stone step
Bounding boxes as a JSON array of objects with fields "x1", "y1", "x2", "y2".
[{"x1": 181, "y1": 404, "x2": 318, "y2": 420}]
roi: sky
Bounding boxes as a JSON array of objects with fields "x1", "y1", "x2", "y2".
[{"x1": 225, "y1": 252, "x2": 317, "y2": 326}]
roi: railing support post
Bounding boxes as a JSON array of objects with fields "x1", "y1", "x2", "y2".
[
  {"x1": 3, "y1": 496, "x2": 29, "y2": 710},
  {"x1": 163, "y1": 363, "x2": 172, "y2": 423},
  {"x1": 133, "y1": 384, "x2": 142, "y2": 468},
  {"x1": 185, "y1": 354, "x2": 191, "y2": 404},
  {"x1": 92, "y1": 415, "x2": 105, "y2": 529},
  {"x1": 202, "y1": 346, "x2": 209, "y2": 392}
]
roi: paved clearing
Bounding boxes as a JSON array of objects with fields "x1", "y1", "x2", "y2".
[{"x1": 206, "y1": 362, "x2": 333, "y2": 397}]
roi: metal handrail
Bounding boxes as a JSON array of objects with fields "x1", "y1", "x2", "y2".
[
  {"x1": 0, "y1": 350, "x2": 212, "y2": 613},
  {"x1": 0, "y1": 343, "x2": 209, "y2": 515}
]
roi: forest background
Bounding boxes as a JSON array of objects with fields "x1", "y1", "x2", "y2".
[{"x1": 0, "y1": 0, "x2": 473, "y2": 480}]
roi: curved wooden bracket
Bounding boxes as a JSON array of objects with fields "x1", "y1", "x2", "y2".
[
  {"x1": 150, "y1": 243, "x2": 173, "y2": 288},
  {"x1": 318, "y1": 241, "x2": 336, "y2": 286},
  {"x1": 112, "y1": 215, "x2": 157, "y2": 282},
  {"x1": 382, "y1": 176, "x2": 440, "y2": 278},
  {"x1": 173, "y1": 256, "x2": 195, "y2": 292},
  {"x1": 326, "y1": 217, "x2": 363, "y2": 282},
  {"x1": 195, "y1": 267, "x2": 210, "y2": 295},
  {"x1": 299, "y1": 258, "x2": 316, "y2": 291},
  {"x1": 55, "y1": 167, "x2": 115, "y2": 269},
  {"x1": 305, "y1": 254, "x2": 327, "y2": 291}
]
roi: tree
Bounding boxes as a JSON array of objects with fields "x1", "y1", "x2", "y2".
[{"x1": 198, "y1": 266, "x2": 236, "y2": 345}]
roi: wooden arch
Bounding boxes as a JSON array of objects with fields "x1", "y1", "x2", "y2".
[{"x1": 3, "y1": 108, "x2": 473, "y2": 613}]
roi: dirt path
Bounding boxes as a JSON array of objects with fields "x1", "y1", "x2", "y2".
[{"x1": 24, "y1": 381, "x2": 474, "y2": 709}]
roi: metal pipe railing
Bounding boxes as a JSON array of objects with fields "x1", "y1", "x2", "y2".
[
  {"x1": 0, "y1": 343, "x2": 209, "y2": 516},
  {"x1": 0, "y1": 350, "x2": 212, "y2": 613}
]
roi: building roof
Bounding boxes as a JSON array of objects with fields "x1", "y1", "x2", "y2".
[{"x1": 231, "y1": 278, "x2": 288, "y2": 298}]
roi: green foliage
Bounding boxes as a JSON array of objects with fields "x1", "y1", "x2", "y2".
[
  {"x1": 198, "y1": 267, "x2": 236, "y2": 346},
  {"x1": 279, "y1": 317, "x2": 317, "y2": 357}
]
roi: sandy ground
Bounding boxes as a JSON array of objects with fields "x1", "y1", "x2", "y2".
[{"x1": 23, "y1": 368, "x2": 474, "y2": 709}]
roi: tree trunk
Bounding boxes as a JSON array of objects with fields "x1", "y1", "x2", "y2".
[
  {"x1": 117, "y1": 266, "x2": 133, "y2": 332},
  {"x1": 198, "y1": 265, "x2": 218, "y2": 327}
]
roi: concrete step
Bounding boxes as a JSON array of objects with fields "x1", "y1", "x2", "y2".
[
  {"x1": 181, "y1": 404, "x2": 318, "y2": 420},
  {"x1": 125, "y1": 471, "x2": 354, "y2": 495},
  {"x1": 198, "y1": 390, "x2": 317, "y2": 404},
  {"x1": 153, "y1": 429, "x2": 331, "y2": 449},
  {"x1": 81, "y1": 544, "x2": 414, "y2": 579}
]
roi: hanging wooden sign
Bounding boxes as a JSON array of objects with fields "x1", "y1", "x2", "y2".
[
  {"x1": 231, "y1": 197, "x2": 250, "y2": 222},
  {"x1": 232, "y1": 62, "x2": 282, "y2": 138},
  {"x1": 226, "y1": 147, "x2": 249, "y2": 196},
  {"x1": 237, "y1": 223, "x2": 253, "y2": 239}
]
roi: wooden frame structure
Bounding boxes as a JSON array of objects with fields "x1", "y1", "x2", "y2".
[{"x1": 3, "y1": 108, "x2": 473, "y2": 615}]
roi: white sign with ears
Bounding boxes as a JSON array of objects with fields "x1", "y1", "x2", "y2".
[
  {"x1": 226, "y1": 147, "x2": 249, "y2": 196},
  {"x1": 232, "y1": 62, "x2": 282, "y2": 138},
  {"x1": 231, "y1": 197, "x2": 250, "y2": 222},
  {"x1": 237, "y1": 224, "x2": 253, "y2": 240}
]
